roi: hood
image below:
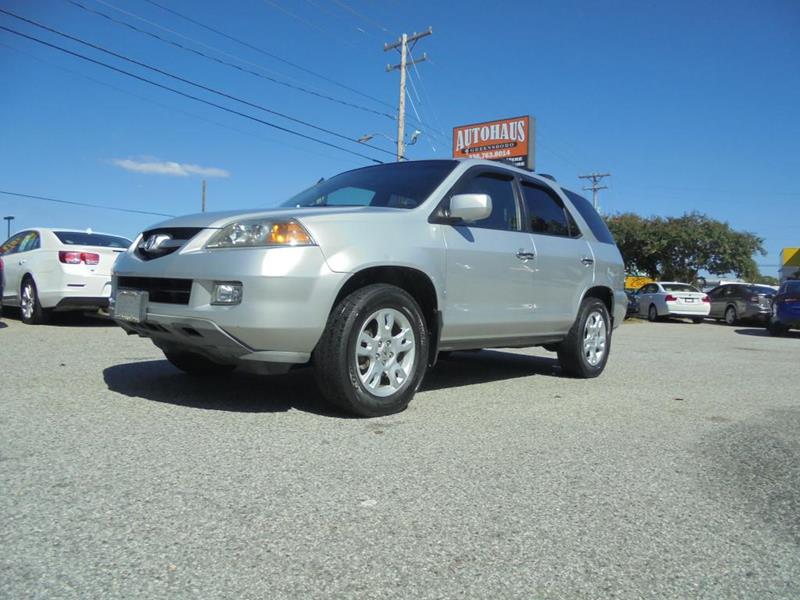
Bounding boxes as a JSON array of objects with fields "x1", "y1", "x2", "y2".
[{"x1": 144, "y1": 205, "x2": 402, "y2": 230}]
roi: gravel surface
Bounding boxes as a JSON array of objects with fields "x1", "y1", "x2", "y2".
[{"x1": 1, "y1": 313, "x2": 799, "y2": 599}]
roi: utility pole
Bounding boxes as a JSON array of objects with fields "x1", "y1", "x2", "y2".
[
  {"x1": 201, "y1": 179, "x2": 207, "y2": 213},
  {"x1": 384, "y1": 27, "x2": 431, "y2": 161},
  {"x1": 3, "y1": 216, "x2": 14, "y2": 239},
  {"x1": 578, "y1": 172, "x2": 611, "y2": 212}
]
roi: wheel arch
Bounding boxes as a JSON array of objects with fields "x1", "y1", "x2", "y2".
[
  {"x1": 581, "y1": 286, "x2": 614, "y2": 322},
  {"x1": 331, "y1": 266, "x2": 441, "y2": 366}
]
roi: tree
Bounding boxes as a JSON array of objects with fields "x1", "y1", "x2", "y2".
[{"x1": 605, "y1": 211, "x2": 765, "y2": 283}]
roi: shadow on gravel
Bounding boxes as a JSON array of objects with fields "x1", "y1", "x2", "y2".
[
  {"x1": 104, "y1": 349, "x2": 556, "y2": 416},
  {"x1": 0, "y1": 321, "x2": 7, "y2": 329},
  {"x1": 423, "y1": 349, "x2": 560, "y2": 391},
  {"x1": 696, "y1": 408, "x2": 800, "y2": 546},
  {"x1": 0, "y1": 309, "x2": 116, "y2": 327},
  {"x1": 103, "y1": 360, "x2": 341, "y2": 416},
  {"x1": 734, "y1": 327, "x2": 800, "y2": 338}
]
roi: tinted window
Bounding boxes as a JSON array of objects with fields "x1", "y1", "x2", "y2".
[
  {"x1": 746, "y1": 285, "x2": 776, "y2": 296},
  {"x1": 54, "y1": 232, "x2": 131, "y2": 248},
  {"x1": 18, "y1": 231, "x2": 40, "y2": 252},
  {"x1": 562, "y1": 189, "x2": 615, "y2": 244},
  {"x1": 783, "y1": 281, "x2": 800, "y2": 294},
  {"x1": 457, "y1": 173, "x2": 519, "y2": 231},
  {"x1": 282, "y1": 160, "x2": 458, "y2": 209},
  {"x1": 0, "y1": 232, "x2": 28, "y2": 255},
  {"x1": 521, "y1": 183, "x2": 571, "y2": 237},
  {"x1": 662, "y1": 283, "x2": 700, "y2": 292},
  {"x1": 707, "y1": 286, "x2": 723, "y2": 298}
]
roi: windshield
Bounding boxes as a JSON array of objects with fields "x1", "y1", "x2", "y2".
[
  {"x1": 662, "y1": 283, "x2": 701, "y2": 293},
  {"x1": 281, "y1": 160, "x2": 458, "y2": 209},
  {"x1": 55, "y1": 231, "x2": 131, "y2": 248}
]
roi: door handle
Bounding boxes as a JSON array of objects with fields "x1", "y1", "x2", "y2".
[
  {"x1": 516, "y1": 250, "x2": 536, "y2": 261},
  {"x1": 18, "y1": 259, "x2": 26, "y2": 266},
  {"x1": 581, "y1": 257, "x2": 594, "y2": 266}
]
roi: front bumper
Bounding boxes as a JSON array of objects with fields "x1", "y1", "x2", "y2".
[{"x1": 112, "y1": 243, "x2": 347, "y2": 365}]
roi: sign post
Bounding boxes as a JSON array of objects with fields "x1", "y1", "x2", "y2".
[{"x1": 452, "y1": 115, "x2": 534, "y2": 170}]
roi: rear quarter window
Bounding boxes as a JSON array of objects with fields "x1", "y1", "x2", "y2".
[{"x1": 562, "y1": 189, "x2": 615, "y2": 244}]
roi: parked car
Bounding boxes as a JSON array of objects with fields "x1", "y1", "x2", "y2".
[
  {"x1": 0, "y1": 255, "x2": 4, "y2": 316},
  {"x1": 706, "y1": 283, "x2": 775, "y2": 325},
  {"x1": 111, "y1": 158, "x2": 627, "y2": 417},
  {"x1": 767, "y1": 280, "x2": 800, "y2": 335},
  {"x1": 636, "y1": 281, "x2": 710, "y2": 323},
  {"x1": 625, "y1": 290, "x2": 639, "y2": 319},
  {"x1": 0, "y1": 228, "x2": 132, "y2": 324}
]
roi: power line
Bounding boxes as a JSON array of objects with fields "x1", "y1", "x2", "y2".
[
  {"x1": 261, "y1": 0, "x2": 358, "y2": 48},
  {"x1": 0, "y1": 23, "x2": 385, "y2": 163},
  {"x1": 329, "y1": 0, "x2": 391, "y2": 34},
  {"x1": 0, "y1": 10, "x2": 395, "y2": 159},
  {"x1": 0, "y1": 190, "x2": 176, "y2": 217},
  {"x1": 141, "y1": 0, "x2": 394, "y2": 110},
  {"x1": 65, "y1": 0, "x2": 396, "y2": 121},
  {"x1": 0, "y1": 40, "x2": 360, "y2": 166}
]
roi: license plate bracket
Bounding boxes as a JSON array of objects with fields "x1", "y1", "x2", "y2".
[{"x1": 114, "y1": 289, "x2": 148, "y2": 323}]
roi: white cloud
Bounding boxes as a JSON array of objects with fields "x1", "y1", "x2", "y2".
[{"x1": 111, "y1": 158, "x2": 230, "y2": 178}]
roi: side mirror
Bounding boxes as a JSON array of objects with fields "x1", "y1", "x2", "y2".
[{"x1": 449, "y1": 193, "x2": 492, "y2": 223}]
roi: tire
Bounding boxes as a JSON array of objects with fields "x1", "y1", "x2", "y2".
[
  {"x1": 557, "y1": 297, "x2": 611, "y2": 379},
  {"x1": 692, "y1": 317, "x2": 705, "y2": 324},
  {"x1": 767, "y1": 320, "x2": 787, "y2": 337},
  {"x1": 648, "y1": 304, "x2": 659, "y2": 322},
  {"x1": 20, "y1": 277, "x2": 49, "y2": 325},
  {"x1": 164, "y1": 350, "x2": 236, "y2": 376},
  {"x1": 313, "y1": 283, "x2": 429, "y2": 417},
  {"x1": 724, "y1": 305, "x2": 737, "y2": 326}
]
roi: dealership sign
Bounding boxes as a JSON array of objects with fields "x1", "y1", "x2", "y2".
[{"x1": 452, "y1": 115, "x2": 534, "y2": 170}]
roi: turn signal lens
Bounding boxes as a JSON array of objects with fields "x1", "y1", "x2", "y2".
[
  {"x1": 268, "y1": 222, "x2": 312, "y2": 246},
  {"x1": 207, "y1": 219, "x2": 315, "y2": 248}
]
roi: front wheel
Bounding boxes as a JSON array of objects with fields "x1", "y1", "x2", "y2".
[
  {"x1": 313, "y1": 284, "x2": 428, "y2": 417},
  {"x1": 558, "y1": 298, "x2": 611, "y2": 378}
]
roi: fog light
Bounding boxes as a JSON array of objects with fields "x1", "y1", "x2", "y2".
[{"x1": 211, "y1": 282, "x2": 243, "y2": 305}]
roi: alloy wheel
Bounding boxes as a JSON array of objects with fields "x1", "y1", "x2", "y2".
[
  {"x1": 20, "y1": 282, "x2": 34, "y2": 320},
  {"x1": 583, "y1": 310, "x2": 607, "y2": 366},
  {"x1": 354, "y1": 308, "x2": 416, "y2": 397}
]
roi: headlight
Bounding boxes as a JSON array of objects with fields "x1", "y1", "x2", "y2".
[{"x1": 206, "y1": 219, "x2": 315, "y2": 248}]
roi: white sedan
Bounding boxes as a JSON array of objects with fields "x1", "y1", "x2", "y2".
[
  {"x1": 636, "y1": 281, "x2": 710, "y2": 323},
  {"x1": 0, "y1": 228, "x2": 131, "y2": 324}
]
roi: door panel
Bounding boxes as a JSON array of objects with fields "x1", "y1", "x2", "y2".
[
  {"x1": 529, "y1": 234, "x2": 594, "y2": 334},
  {"x1": 441, "y1": 227, "x2": 536, "y2": 341}
]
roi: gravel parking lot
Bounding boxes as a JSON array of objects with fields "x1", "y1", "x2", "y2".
[{"x1": 1, "y1": 314, "x2": 799, "y2": 599}]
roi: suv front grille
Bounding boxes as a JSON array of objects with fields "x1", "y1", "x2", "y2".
[
  {"x1": 135, "y1": 227, "x2": 204, "y2": 261},
  {"x1": 117, "y1": 276, "x2": 192, "y2": 305}
]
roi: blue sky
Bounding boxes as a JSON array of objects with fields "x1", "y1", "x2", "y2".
[{"x1": 1, "y1": 0, "x2": 798, "y2": 274}]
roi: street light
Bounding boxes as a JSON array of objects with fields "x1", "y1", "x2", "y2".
[
  {"x1": 357, "y1": 130, "x2": 421, "y2": 158},
  {"x1": 3, "y1": 216, "x2": 14, "y2": 240}
]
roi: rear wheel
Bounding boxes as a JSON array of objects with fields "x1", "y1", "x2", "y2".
[
  {"x1": 20, "y1": 277, "x2": 49, "y2": 325},
  {"x1": 648, "y1": 304, "x2": 659, "y2": 322},
  {"x1": 724, "y1": 305, "x2": 738, "y2": 326},
  {"x1": 313, "y1": 284, "x2": 428, "y2": 417},
  {"x1": 558, "y1": 298, "x2": 611, "y2": 378},
  {"x1": 767, "y1": 320, "x2": 787, "y2": 337},
  {"x1": 164, "y1": 350, "x2": 236, "y2": 376}
]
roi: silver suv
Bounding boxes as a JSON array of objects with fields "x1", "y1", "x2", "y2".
[{"x1": 112, "y1": 159, "x2": 626, "y2": 416}]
